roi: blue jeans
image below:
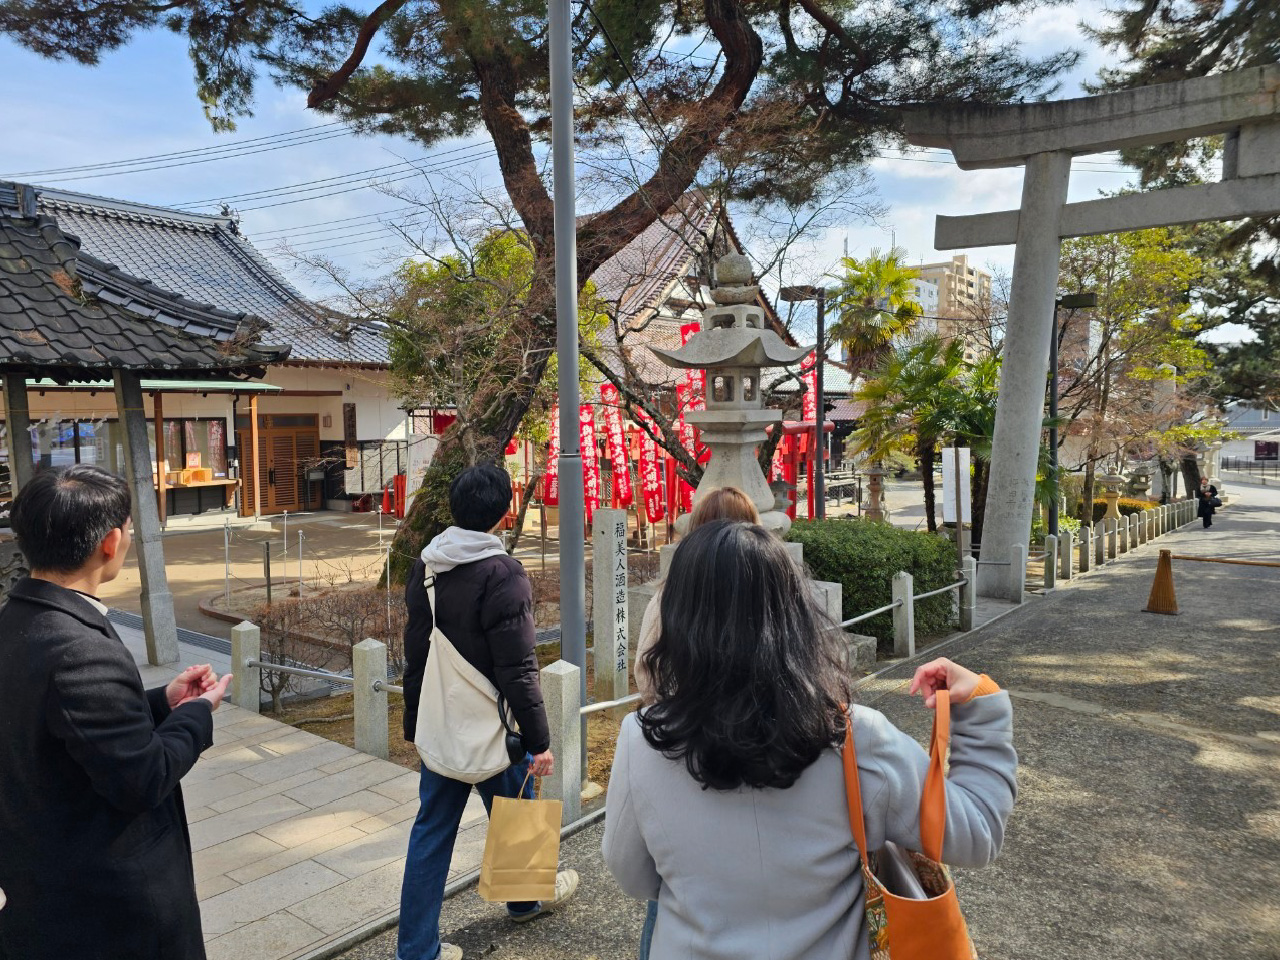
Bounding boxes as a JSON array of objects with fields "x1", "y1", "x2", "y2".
[
  {"x1": 638, "y1": 898, "x2": 658, "y2": 960},
  {"x1": 397, "y1": 758, "x2": 536, "y2": 960}
]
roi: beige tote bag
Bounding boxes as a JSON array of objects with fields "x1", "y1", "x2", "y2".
[
  {"x1": 477, "y1": 772, "x2": 562, "y2": 903},
  {"x1": 413, "y1": 580, "x2": 514, "y2": 784}
]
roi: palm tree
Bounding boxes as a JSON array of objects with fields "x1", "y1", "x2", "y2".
[
  {"x1": 829, "y1": 247, "x2": 925, "y2": 379},
  {"x1": 851, "y1": 336, "x2": 965, "y2": 531}
]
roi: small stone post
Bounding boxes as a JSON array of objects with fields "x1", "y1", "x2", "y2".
[
  {"x1": 1129, "y1": 514, "x2": 1140, "y2": 548},
  {"x1": 1043, "y1": 535, "x2": 1057, "y2": 590},
  {"x1": 591, "y1": 509, "x2": 629, "y2": 711},
  {"x1": 891, "y1": 571, "x2": 915, "y2": 658},
  {"x1": 230, "y1": 621, "x2": 261, "y2": 712},
  {"x1": 1008, "y1": 542, "x2": 1027, "y2": 603},
  {"x1": 1118, "y1": 516, "x2": 1129, "y2": 554},
  {"x1": 1107, "y1": 518, "x2": 1118, "y2": 560},
  {"x1": 959, "y1": 557, "x2": 976, "y2": 631},
  {"x1": 1059, "y1": 529, "x2": 1074, "y2": 581},
  {"x1": 1078, "y1": 524, "x2": 1091, "y2": 573},
  {"x1": 541, "y1": 661, "x2": 582, "y2": 825},
  {"x1": 353, "y1": 639, "x2": 389, "y2": 760},
  {"x1": 1095, "y1": 520, "x2": 1106, "y2": 566}
]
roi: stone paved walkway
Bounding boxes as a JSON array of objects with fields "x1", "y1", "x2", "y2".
[
  {"x1": 335, "y1": 486, "x2": 1280, "y2": 960},
  {"x1": 124, "y1": 626, "x2": 486, "y2": 960}
]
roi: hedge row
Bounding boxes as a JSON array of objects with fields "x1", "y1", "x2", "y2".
[{"x1": 786, "y1": 519, "x2": 957, "y2": 651}]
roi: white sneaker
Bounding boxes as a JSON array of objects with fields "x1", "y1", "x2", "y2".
[
  {"x1": 439, "y1": 944, "x2": 463, "y2": 960},
  {"x1": 507, "y1": 869, "x2": 580, "y2": 922}
]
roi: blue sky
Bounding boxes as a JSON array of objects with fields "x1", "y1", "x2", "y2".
[{"x1": 0, "y1": 1, "x2": 1178, "y2": 324}]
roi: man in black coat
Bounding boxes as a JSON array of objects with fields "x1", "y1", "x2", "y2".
[
  {"x1": 0, "y1": 465, "x2": 233, "y2": 960},
  {"x1": 397, "y1": 464, "x2": 577, "y2": 960}
]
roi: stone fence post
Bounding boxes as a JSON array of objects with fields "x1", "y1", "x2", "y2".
[
  {"x1": 1094, "y1": 521, "x2": 1106, "y2": 567},
  {"x1": 1043, "y1": 535, "x2": 1057, "y2": 590},
  {"x1": 891, "y1": 571, "x2": 915, "y2": 659},
  {"x1": 1008, "y1": 542, "x2": 1027, "y2": 604},
  {"x1": 1059, "y1": 529, "x2": 1073, "y2": 581},
  {"x1": 959, "y1": 557, "x2": 976, "y2": 631},
  {"x1": 230, "y1": 621, "x2": 261, "y2": 713},
  {"x1": 541, "y1": 661, "x2": 582, "y2": 826},
  {"x1": 1107, "y1": 518, "x2": 1118, "y2": 560},
  {"x1": 1118, "y1": 516, "x2": 1129, "y2": 554},
  {"x1": 353, "y1": 639, "x2": 389, "y2": 760},
  {"x1": 1078, "y1": 524, "x2": 1091, "y2": 573}
]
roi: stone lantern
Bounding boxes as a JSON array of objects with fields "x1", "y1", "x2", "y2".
[
  {"x1": 651, "y1": 252, "x2": 810, "y2": 535},
  {"x1": 1099, "y1": 473, "x2": 1125, "y2": 520}
]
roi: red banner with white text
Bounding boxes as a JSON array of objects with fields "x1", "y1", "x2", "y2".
[
  {"x1": 579, "y1": 404, "x2": 600, "y2": 523},
  {"x1": 544, "y1": 404, "x2": 560, "y2": 506},
  {"x1": 801, "y1": 350, "x2": 817, "y2": 423},
  {"x1": 599, "y1": 384, "x2": 633, "y2": 506},
  {"x1": 637, "y1": 411, "x2": 665, "y2": 523}
]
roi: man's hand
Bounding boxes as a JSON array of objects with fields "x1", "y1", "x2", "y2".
[
  {"x1": 198, "y1": 674, "x2": 234, "y2": 712},
  {"x1": 908, "y1": 657, "x2": 982, "y2": 709},
  {"x1": 528, "y1": 750, "x2": 554, "y2": 777},
  {"x1": 166, "y1": 664, "x2": 218, "y2": 708}
]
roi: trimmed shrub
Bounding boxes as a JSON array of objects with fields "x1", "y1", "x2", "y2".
[
  {"x1": 786, "y1": 519, "x2": 958, "y2": 651},
  {"x1": 1091, "y1": 497, "x2": 1157, "y2": 522},
  {"x1": 1030, "y1": 513, "x2": 1081, "y2": 546}
]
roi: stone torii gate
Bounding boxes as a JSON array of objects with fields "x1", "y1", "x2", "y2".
[{"x1": 902, "y1": 65, "x2": 1280, "y2": 600}]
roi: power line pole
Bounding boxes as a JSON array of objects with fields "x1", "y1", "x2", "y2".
[{"x1": 550, "y1": 0, "x2": 587, "y2": 776}]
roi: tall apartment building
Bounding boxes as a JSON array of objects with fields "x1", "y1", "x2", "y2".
[{"x1": 915, "y1": 254, "x2": 993, "y2": 360}]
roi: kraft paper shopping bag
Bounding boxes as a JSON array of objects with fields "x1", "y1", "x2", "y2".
[{"x1": 477, "y1": 773, "x2": 562, "y2": 903}]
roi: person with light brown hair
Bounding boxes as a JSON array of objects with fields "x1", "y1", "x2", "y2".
[{"x1": 634, "y1": 486, "x2": 760, "y2": 703}]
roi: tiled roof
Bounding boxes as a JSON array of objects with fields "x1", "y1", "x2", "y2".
[
  {"x1": 34, "y1": 187, "x2": 389, "y2": 365},
  {"x1": 0, "y1": 184, "x2": 288, "y2": 378}
]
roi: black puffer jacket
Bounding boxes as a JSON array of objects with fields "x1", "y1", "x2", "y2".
[{"x1": 401, "y1": 555, "x2": 550, "y2": 755}]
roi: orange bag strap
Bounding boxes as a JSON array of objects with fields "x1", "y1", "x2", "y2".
[
  {"x1": 841, "y1": 711, "x2": 872, "y2": 867},
  {"x1": 843, "y1": 692, "x2": 953, "y2": 865},
  {"x1": 919, "y1": 689, "x2": 951, "y2": 862}
]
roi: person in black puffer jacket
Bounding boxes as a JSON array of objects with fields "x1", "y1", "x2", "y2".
[{"x1": 397, "y1": 464, "x2": 578, "y2": 960}]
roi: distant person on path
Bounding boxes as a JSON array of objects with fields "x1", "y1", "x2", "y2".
[
  {"x1": 604, "y1": 521, "x2": 1017, "y2": 960},
  {"x1": 0, "y1": 465, "x2": 232, "y2": 960},
  {"x1": 398, "y1": 464, "x2": 578, "y2": 960},
  {"x1": 1196, "y1": 479, "x2": 1220, "y2": 529},
  {"x1": 634, "y1": 486, "x2": 760, "y2": 704}
]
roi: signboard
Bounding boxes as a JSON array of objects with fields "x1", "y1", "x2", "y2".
[{"x1": 941, "y1": 447, "x2": 972, "y2": 524}]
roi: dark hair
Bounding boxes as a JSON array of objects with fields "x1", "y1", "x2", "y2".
[
  {"x1": 449, "y1": 463, "x2": 513, "y2": 531},
  {"x1": 639, "y1": 520, "x2": 851, "y2": 791},
  {"x1": 10, "y1": 465, "x2": 132, "y2": 572}
]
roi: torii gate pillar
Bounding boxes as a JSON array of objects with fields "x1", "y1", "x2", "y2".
[{"x1": 903, "y1": 65, "x2": 1280, "y2": 599}]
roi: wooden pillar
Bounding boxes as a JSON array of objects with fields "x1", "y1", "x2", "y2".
[
  {"x1": 113, "y1": 370, "x2": 179, "y2": 665},
  {"x1": 248, "y1": 392, "x2": 262, "y2": 519},
  {"x1": 3, "y1": 375, "x2": 34, "y2": 494},
  {"x1": 152, "y1": 391, "x2": 167, "y2": 526}
]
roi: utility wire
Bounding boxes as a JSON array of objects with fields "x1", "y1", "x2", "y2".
[{"x1": 3, "y1": 122, "x2": 351, "y2": 178}]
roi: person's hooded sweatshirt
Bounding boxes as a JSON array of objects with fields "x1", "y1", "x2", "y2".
[{"x1": 400, "y1": 527, "x2": 550, "y2": 756}]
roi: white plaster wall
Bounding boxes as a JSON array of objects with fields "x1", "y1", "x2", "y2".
[{"x1": 18, "y1": 365, "x2": 403, "y2": 444}]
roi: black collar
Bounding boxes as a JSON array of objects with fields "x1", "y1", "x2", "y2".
[{"x1": 5, "y1": 578, "x2": 114, "y2": 635}]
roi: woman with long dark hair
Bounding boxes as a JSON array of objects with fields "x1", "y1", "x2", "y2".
[{"x1": 603, "y1": 521, "x2": 1016, "y2": 960}]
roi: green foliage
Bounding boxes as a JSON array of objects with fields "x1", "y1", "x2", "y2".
[
  {"x1": 1090, "y1": 497, "x2": 1157, "y2": 523},
  {"x1": 1030, "y1": 513, "x2": 1080, "y2": 546},
  {"x1": 786, "y1": 519, "x2": 957, "y2": 651},
  {"x1": 829, "y1": 248, "x2": 925, "y2": 375}
]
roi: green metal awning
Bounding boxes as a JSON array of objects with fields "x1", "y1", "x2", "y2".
[{"x1": 26, "y1": 378, "x2": 282, "y2": 394}]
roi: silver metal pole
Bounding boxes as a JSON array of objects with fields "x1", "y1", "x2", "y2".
[
  {"x1": 814, "y1": 292, "x2": 826, "y2": 519},
  {"x1": 298, "y1": 531, "x2": 304, "y2": 598},
  {"x1": 224, "y1": 520, "x2": 231, "y2": 603},
  {"x1": 550, "y1": 0, "x2": 588, "y2": 777}
]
